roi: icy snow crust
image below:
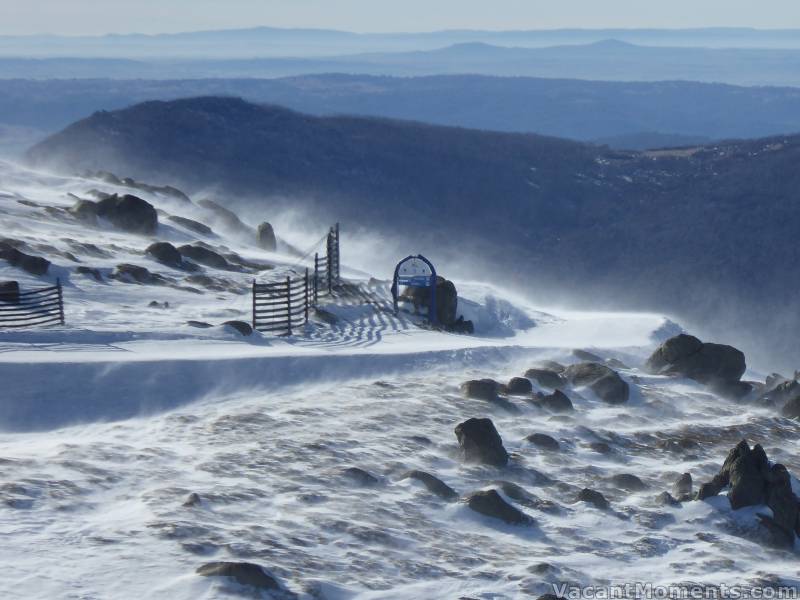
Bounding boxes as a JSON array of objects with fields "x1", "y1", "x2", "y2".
[{"x1": 1, "y1": 162, "x2": 798, "y2": 598}]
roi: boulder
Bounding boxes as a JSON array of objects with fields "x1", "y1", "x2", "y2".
[
  {"x1": 402, "y1": 470, "x2": 458, "y2": 501},
  {"x1": 448, "y1": 315, "x2": 475, "y2": 334},
  {"x1": 526, "y1": 433, "x2": 560, "y2": 451},
  {"x1": 95, "y1": 194, "x2": 158, "y2": 235},
  {"x1": 342, "y1": 467, "x2": 379, "y2": 487},
  {"x1": 465, "y1": 489, "x2": 532, "y2": 525},
  {"x1": 760, "y1": 378, "x2": 800, "y2": 408},
  {"x1": 256, "y1": 222, "x2": 277, "y2": 251},
  {"x1": 401, "y1": 275, "x2": 459, "y2": 326},
  {"x1": 0, "y1": 281, "x2": 20, "y2": 303},
  {"x1": 656, "y1": 491, "x2": 681, "y2": 507},
  {"x1": 573, "y1": 349, "x2": 603, "y2": 362},
  {"x1": 68, "y1": 199, "x2": 99, "y2": 224},
  {"x1": 535, "y1": 360, "x2": 566, "y2": 373},
  {"x1": 535, "y1": 389, "x2": 574, "y2": 413},
  {"x1": 454, "y1": 418, "x2": 509, "y2": 467},
  {"x1": 146, "y1": 242, "x2": 183, "y2": 268},
  {"x1": 610, "y1": 473, "x2": 646, "y2": 492},
  {"x1": 495, "y1": 481, "x2": 559, "y2": 513},
  {"x1": 183, "y1": 492, "x2": 202, "y2": 507},
  {"x1": 222, "y1": 320, "x2": 253, "y2": 336},
  {"x1": 645, "y1": 333, "x2": 746, "y2": 386},
  {"x1": 577, "y1": 488, "x2": 609, "y2": 510},
  {"x1": 524, "y1": 368, "x2": 563, "y2": 389},
  {"x1": 178, "y1": 244, "x2": 231, "y2": 270},
  {"x1": 696, "y1": 473, "x2": 728, "y2": 500},
  {"x1": 564, "y1": 362, "x2": 629, "y2": 404},
  {"x1": 196, "y1": 561, "x2": 280, "y2": 591},
  {"x1": 75, "y1": 266, "x2": 102, "y2": 281},
  {"x1": 673, "y1": 473, "x2": 693, "y2": 498},
  {"x1": 460, "y1": 379, "x2": 500, "y2": 401},
  {"x1": 503, "y1": 377, "x2": 533, "y2": 396},
  {"x1": 781, "y1": 396, "x2": 800, "y2": 419},
  {"x1": 110, "y1": 263, "x2": 165, "y2": 285},
  {"x1": 187, "y1": 320, "x2": 213, "y2": 328},
  {"x1": 168, "y1": 215, "x2": 213, "y2": 236},
  {"x1": 0, "y1": 243, "x2": 50, "y2": 275}
]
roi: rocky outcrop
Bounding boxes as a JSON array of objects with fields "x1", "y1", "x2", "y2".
[
  {"x1": 502, "y1": 377, "x2": 533, "y2": 396},
  {"x1": 222, "y1": 320, "x2": 253, "y2": 336},
  {"x1": 454, "y1": 418, "x2": 509, "y2": 467},
  {"x1": 196, "y1": 561, "x2": 281, "y2": 592},
  {"x1": 524, "y1": 368, "x2": 563, "y2": 389},
  {"x1": 402, "y1": 470, "x2": 458, "y2": 501},
  {"x1": 645, "y1": 333, "x2": 746, "y2": 387},
  {"x1": 178, "y1": 244, "x2": 232, "y2": 270},
  {"x1": 460, "y1": 379, "x2": 500, "y2": 401},
  {"x1": 110, "y1": 263, "x2": 167, "y2": 285},
  {"x1": 564, "y1": 362, "x2": 629, "y2": 404},
  {"x1": 534, "y1": 389, "x2": 574, "y2": 413},
  {"x1": 197, "y1": 199, "x2": 253, "y2": 236},
  {"x1": 465, "y1": 489, "x2": 532, "y2": 525},
  {"x1": 146, "y1": 242, "x2": 183, "y2": 269},
  {"x1": 256, "y1": 222, "x2": 277, "y2": 251},
  {"x1": 695, "y1": 440, "x2": 800, "y2": 547},
  {"x1": 673, "y1": 473, "x2": 692, "y2": 499},
  {"x1": 96, "y1": 194, "x2": 158, "y2": 235},
  {"x1": 0, "y1": 243, "x2": 50, "y2": 275},
  {"x1": 526, "y1": 433, "x2": 560, "y2": 451},
  {"x1": 168, "y1": 215, "x2": 213, "y2": 236}
]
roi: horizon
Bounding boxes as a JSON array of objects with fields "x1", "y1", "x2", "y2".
[{"x1": 2, "y1": 0, "x2": 800, "y2": 36}]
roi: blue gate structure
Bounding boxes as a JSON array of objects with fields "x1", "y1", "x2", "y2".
[{"x1": 391, "y1": 255, "x2": 438, "y2": 324}]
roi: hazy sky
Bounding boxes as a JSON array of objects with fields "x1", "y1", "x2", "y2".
[{"x1": 1, "y1": 0, "x2": 799, "y2": 35}]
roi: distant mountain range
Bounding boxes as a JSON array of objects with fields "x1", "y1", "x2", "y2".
[
  {"x1": 3, "y1": 26, "x2": 800, "y2": 59},
  {"x1": 3, "y1": 74, "x2": 800, "y2": 158},
  {"x1": 25, "y1": 97, "x2": 800, "y2": 370},
  {"x1": 4, "y1": 39, "x2": 800, "y2": 86}
]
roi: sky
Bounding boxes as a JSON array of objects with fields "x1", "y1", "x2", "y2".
[{"x1": 0, "y1": 0, "x2": 799, "y2": 35}]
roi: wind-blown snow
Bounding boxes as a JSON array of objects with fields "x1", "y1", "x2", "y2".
[{"x1": 0, "y1": 161, "x2": 797, "y2": 599}]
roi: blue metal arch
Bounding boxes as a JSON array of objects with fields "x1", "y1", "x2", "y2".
[{"x1": 391, "y1": 254, "x2": 438, "y2": 324}]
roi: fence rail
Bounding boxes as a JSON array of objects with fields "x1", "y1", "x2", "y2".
[
  {"x1": 252, "y1": 223, "x2": 341, "y2": 335},
  {"x1": 0, "y1": 280, "x2": 65, "y2": 329}
]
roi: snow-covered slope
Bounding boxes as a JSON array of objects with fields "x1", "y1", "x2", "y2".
[{"x1": 1, "y1": 161, "x2": 797, "y2": 599}]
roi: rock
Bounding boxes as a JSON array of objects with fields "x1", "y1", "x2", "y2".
[
  {"x1": 447, "y1": 315, "x2": 475, "y2": 334},
  {"x1": 673, "y1": 473, "x2": 693, "y2": 497},
  {"x1": 460, "y1": 379, "x2": 500, "y2": 401},
  {"x1": 187, "y1": 320, "x2": 213, "y2": 328},
  {"x1": 68, "y1": 199, "x2": 99, "y2": 224},
  {"x1": 196, "y1": 561, "x2": 280, "y2": 591},
  {"x1": 454, "y1": 418, "x2": 509, "y2": 467},
  {"x1": 110, "y1": 263, "x2": 165, "y2": 285},
  {"x1": 222, "y1": 320, "x2": 253, "y2": 336},
  {"x1": 589, "y1": 442, "x2": 612, "y2": 454},
  {"x1": 564, "y1": 362, "x2": 629, "y2": 404},
  {"x1": 656, "y1": 491, "x2": 681, "y2": 506},
  {"x1": 535, "y1": 360, "x2": 566, "y2": 373},
  {"x1": 75, "y1": 266, "x2": 102, "y2": 281},
  {"x1": 577, "y1": 488, "x2": 609, "y2": 510},
  {"x1": 0, "y1": 281, "x2": 20, "y2": 303},
  {"x1": 168, "y1": 215, "x2": 213, "y2": 236},
  {"x1": 0, "y1": 243, "x2": 50, "y2": 275},
  {"x1": 402, "y1": 470, "x2": 458, "y2": 501},
  {"x1": 197, "y1": 199, "x2": 253, "y2": 235},
  {"x1": 573, "y1": 349, "x2": 603, "y2": 362},
  {"x1": 526, "y1": 433, "x2": 560, "y2": 451},
  {"x1": 728, "y1": 448, "x2": 767, "y2": 510},
  {"x1": 148, "y1": 300, "x2": 169, "y2": 309},
  {"x1": 606, "y1": 357, "x2": 630, "y2": 370},
  {"x1": 178, "y1": 244, "x2": 232, "y2": 270},
  {"x1": 401, "y1": 275, "x2": 459, "y2": 326},
  {"x1": 696, "y1": 474, "x2": 728, "y2": 500},
  {"x1": 183, "y1": 492, "x2": 202, "y2": 507},
  {"x1": 342, "y1": 467, "x2": 379, "y2": 487},
  {"x1": 781, "y1": 396, "x2": 800, "y2": 419},
  {"x1": 645, "y1": 333, "x2": 746, "y2": 386},
  {"x1": 524, "y1": 368, "x2": 564, "y2": 388},
  {"x1": 95, "y1": 194, "x2": 158, "y2": 235},
  {"x1": 611, "y1": 473, "x2": 646, "y2": 491},
  {"x1": 496, "y1": 481, "x2": 559, "y2": 513},
  {"x1": 146, "y1": 242, "x2": 183, "y2": 268},
  {"x1": 535, "y1": 389, "x2": 574, "y2": 413},
  {"x1": 503, "y1": 377, "x2": 533, "y2": 396},
  {"x1": 764, "y1": 464, "x2": 798, "y2": 536},
  {"x1": 256, "y1": 222, "x2": 277, "y2": 251},
  {"x1": 465, "y1": 489, "x2": 532, "y2": 525}
]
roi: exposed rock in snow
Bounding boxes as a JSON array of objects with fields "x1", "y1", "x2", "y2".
[
  {"x1": 563, "y1": 362, "x2": 629, "y2": 404},
  {"x1": 454, "y1": 417, "x2": 509, "y2": 467},
  {"x1": 465, "y1": 489, "x2": 532, "y2": 525}
]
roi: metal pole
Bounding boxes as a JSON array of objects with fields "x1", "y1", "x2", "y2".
[
  {"x1": 57, "y1": 278, "x2": 65, "y2": 325},
  {"x1": 251, "y1": 279, "x2": 256, "y2": 331},
  {"x1": 286, "y1": 276, "x2": 292, "y2": 336},
  {"x1": 304, "y1": 268, "x2": 309, "y2": 323}
]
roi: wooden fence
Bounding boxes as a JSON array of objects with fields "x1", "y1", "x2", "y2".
[
  {"x1": 253, "y1": 223, "x2": 341, "y2": 335},
  {"x1": 0, "y1": 280, "x2": 65, "y2": 329}
]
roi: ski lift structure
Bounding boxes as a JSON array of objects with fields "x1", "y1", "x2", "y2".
[{"x1": 391, "y1": 254, "x2": 438, "y2": 324}]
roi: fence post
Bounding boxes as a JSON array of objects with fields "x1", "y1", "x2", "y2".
[
  {"x1": 314, "y1": 252, "x2": 319, "y2": 304},
  {"x1": 286, "y1": 276, "x2": 292, "y2": 336},
  {"x1": 251, "y1": 279, "x2": 256, "y2": 331},
  {"x1": 335, "y1": 222, "x2": 340, "y2": 285},
  {"x1": 304, "y1": 268, "x2": 309, "y2": 323},
  {"x1": 57, "y1": 278, "x2": 65, "y2": 325},
  {"x1": 327, "y1": 229, "x2": 333, "y2": 295}
]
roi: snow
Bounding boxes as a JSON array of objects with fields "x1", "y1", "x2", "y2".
[{"x1": 0, "y1": 160, "x2": 798, "y2": 599}]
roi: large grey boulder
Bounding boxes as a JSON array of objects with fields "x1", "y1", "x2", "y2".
[
  {"x1": 524, "y1": 368, "x2": 563, "y2": 389},
  {"x1": 454, "y1": 417, "x2": 509, "y2": 467},
  {"x1": 460, "y1": 379, "x2": 500, "y2": 401},
  {"x1": 564, "y1": 362, "x2": 629, "y2": 404},
  {"x1": 95, "y1": 194, "x2": 158, "y2": 235},
  {"x1": 465, "y1": 489, "x2": 532, "y2": 525},
  {"x1": 256, "y1": 222, "x2": 277, "y2": 251},
  {"x1": 402, "y1": 275, "x2": 459, "y2": 326},
  {"x1": 178, "y1": 244, "x2": 231, "y2": 270},
  {"x1": 146, "y1": 242, "x2": 183, "y2": 268},
  {"x1": 402, "y1": 470, "x2": 458, "y2": 501},
  {"x1": 646, "y1": 333, "x2": 746, "y2": 386},
  {"x1": 0, "y1": 243, "x2": 50, "y2": 275},
  {"x1": 534, "y1": 389, "x2": 574, "y2": 413}
]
